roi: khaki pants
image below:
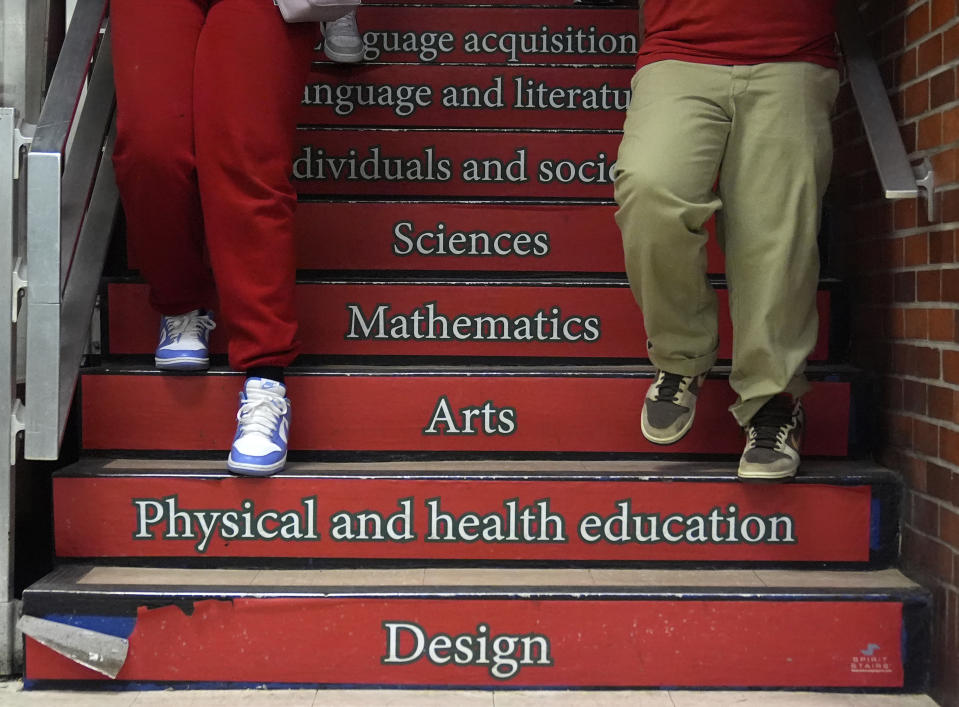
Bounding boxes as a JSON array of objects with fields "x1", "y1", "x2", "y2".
[{"x1": 614, "y1": 59, "x2": 839, "y2": 425}]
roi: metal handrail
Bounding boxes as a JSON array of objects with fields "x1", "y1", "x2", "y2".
[
  {"x1": 837, "y1": 1, "x2": 936, "y2": 220},
  {"x1": 29, "y1": 1, "x2": 107, "y2": 160},
  {"x1": 24, "y1": 0, "x2": 116, "y2": 460}
]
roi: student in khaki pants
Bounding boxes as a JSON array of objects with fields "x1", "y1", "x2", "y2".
[{"x1": 614, "y1": 1, "x2": 839, "y2": 480}]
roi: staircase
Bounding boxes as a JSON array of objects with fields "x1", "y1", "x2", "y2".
[{"x1": 20, "y1": 0, "x2": 932, "y2": 693}]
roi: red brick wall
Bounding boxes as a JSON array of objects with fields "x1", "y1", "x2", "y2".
[{"x1": 832, "y1": 1, "x2": 959, "y2": 703}]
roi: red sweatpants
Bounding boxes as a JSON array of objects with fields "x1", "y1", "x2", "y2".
[{"x1": 111, "y1": 0, "x2": 316, "y2": 370}]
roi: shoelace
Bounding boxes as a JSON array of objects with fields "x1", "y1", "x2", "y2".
[
  {"x1": 164, "y1": 311, "x2": 215, "y2": 342},
  {"x1": 326, "y1": 11, "x2": 358, "y2": 35},
  {"x1": 653, "y1": 371, "x2": 687, "y2": 402},
  {"x1": 747, "y1": 397, "x2": 796, "y2": 450},
  {"x1": 236, "y1": 394, "x2": 289, "y2": 439}
]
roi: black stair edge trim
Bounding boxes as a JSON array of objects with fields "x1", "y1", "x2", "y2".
[
  {"x1": 298, "y1": 125, "x2": 624, "y2": 134},
  {"x1": 70, "y1": 451, "x2": 861, "y2": 467},
  {"x1": 300, "y1": 197, "x2": 619, "y2": 205},
  {"x1": 849, "y1": 375, "x2": 876, "y2": 459},
  {"x1": 24, "y1": 583, "x2": 931, "y2": 619},
  {"x1": 80, "y1": 363, "x2": 863, "y2": 378},
  {"x1": 298, "y1": 195, "x2": 619, "y2": 205},
  {"x1": 902, "y1": 596, "x2": 932, "y2": 692},
  {"x1": 70, "y1": 451, "x2": 867, "y2": 467},
  {"x1": 102, "y1": 273, "x2": 847, "y2": 289},
  {"x1": 871, "y1": 469, "x2": 902, "y2": 568},
  {"x1": 53, "y1": 457, "x2": 900, "y2": 481},
  {"x1": 827, "y1": 280, "x2": 849, "y2": 364},
  {"x1": 18, "y1": 682, "x2": 931, "y2": 695},
  {"x1": 18, "y1": 681, "x2": 930, "y2": 696},
  {"x1": 108, "y1": 274, "x2": 641, "y2": 287},
  {"x1": 89, "y1": 354, "x2": 853, "y2": 369},
  {"x1": 308, "y1": 56, "x2": 635, "y2": 71},
  {"x1": 307, "y1": 60, "x2": 640, "y2": 70}
]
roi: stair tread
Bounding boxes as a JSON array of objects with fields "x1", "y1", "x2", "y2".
[
  {"x1": 34, "y1": 565, "x2": 923, "y2": 594},
  {"x1": 0, "y1": 682, "x2": 941, "y2": 706}
]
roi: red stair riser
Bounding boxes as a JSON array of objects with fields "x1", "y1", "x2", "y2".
[
  {"x1": 54, "y1": 476, "x2": 871, "y2": 561},
  {"x1": 127, "y1": 203, "x2": 726, "y2": 274},
  {"x1": 294, "y1": 131, "x2": 620, "y2": 199},
  {"x1": 106, "y1": 283, "x2": 830, "y2": 360},
  {"x1": 302, "y1": 65, "x2": 632, "y2": 130},
  {"x1": 346, "y1": 6, "x2": 639, "y2": 66},
  {"x1": 26, "y1": 598, "x2": 904, "y2": 687},
  {"x1": 80, "y1": 375, "x2": 850, "y2": 455},
  {"x1": 296, "y1": 202, "x2": 656, "y2": 272}
]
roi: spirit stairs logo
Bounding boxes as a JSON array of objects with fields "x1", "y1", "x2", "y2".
[{"x1": 850, "y1": 644, "x2": 894, "y2": 674}]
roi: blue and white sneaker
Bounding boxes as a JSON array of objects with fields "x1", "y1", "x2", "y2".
[
  {"x1": 155, "y1": 309, "x2": 216, "y2": 371},
  {"x1": 227, "y1": 378, "x2": 291, "y2": 477}
]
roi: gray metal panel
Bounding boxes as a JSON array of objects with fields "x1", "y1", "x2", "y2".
[
  {"x1": 24, "y1": 4, "x2": 115, "y2": 460},
  {"x1": 23, "y1": 0, "x2": 60, "y2": 125},
  {"x1": 26, "y1": 0, "x2": 108, "y2": 307},
  {"x1": 23, "y1": 303, "x2": 60, "y2": 459},
  {"x1": 0, "y1": 2, "x2": 29, "y2": 114},
  {"x1": 0, "y1": 108, "x2": 20, "y2": 676},
  {"x1": 24, "y1": 122, "x2": 117, "y2": 460},
  {"x1": 24, "y1": 152, "x2": 60, "y2": 307},
  {"x1": 1, "y1": 0, "x2": 58, "y2": 123},
  {"x1": 837, "y1": 2, "x2": 919, "y2": 200}
]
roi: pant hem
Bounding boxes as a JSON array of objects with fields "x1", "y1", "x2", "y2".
[
  {"x1": 648, "y1": 348, "x2": 717, "y2": 378},
  {"x1": 729, "y1": 375, "x2": 811, "y2": 426}
]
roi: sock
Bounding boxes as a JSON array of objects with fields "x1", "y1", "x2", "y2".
[{"x1": 246, "y1": 366, "x2": 285, "y2": 385}]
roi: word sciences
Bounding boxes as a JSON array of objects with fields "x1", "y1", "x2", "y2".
[
  {"x1": 392, "y1": 221, "x2": 550, "y2": 259},
  {"x1": 345, "y1": 302, "x2": 601, "y2": 343},
  {"x1": 360, "y1": 26, "x2": 638, "y2": 63},
  {"x1": 132, "y1": 496, "x2": 797, "y2": 553},
  {"x1": 303, "y1": 76, "x2": 631, "y2": 118},
  {"x1": 382, "y1": 622, "x2": 552, "y2": 680}
]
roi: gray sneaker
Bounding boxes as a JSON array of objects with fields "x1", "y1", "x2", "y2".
[
  {"x1": 322, "y1": 11, "x2": 363, "y2": 63},
  {"x1": 641, "y1": 370, "x2": 707, "y2": 445},
  {"x1": 738, "y1": 395, "x2": 804, "y2": 481}
]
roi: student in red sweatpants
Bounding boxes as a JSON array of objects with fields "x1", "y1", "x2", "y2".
[{"x1": 111, "y1": 0, "x2": 316, "y2": 476}]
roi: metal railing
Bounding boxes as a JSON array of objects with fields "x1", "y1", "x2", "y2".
[
  {"x1": 24, "y1": 0, "x2": 116, "y2": 460},
  {"x1": 1, "y1": 0, "x2": 61, "y2": 677},
  {"x1": 838, "y1": 1, "x2": 936, "y2": 221},
  {"x1": 0, "y1": 107, "x2": 26, "y2": 677}
]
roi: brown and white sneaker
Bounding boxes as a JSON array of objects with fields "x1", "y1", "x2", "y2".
[
  {"x1": 641, "y1": 370, "x2": 707, "y2": 445},
  {"x1": 738, "y1": 394, "x2": 804, "y2": 481}
]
